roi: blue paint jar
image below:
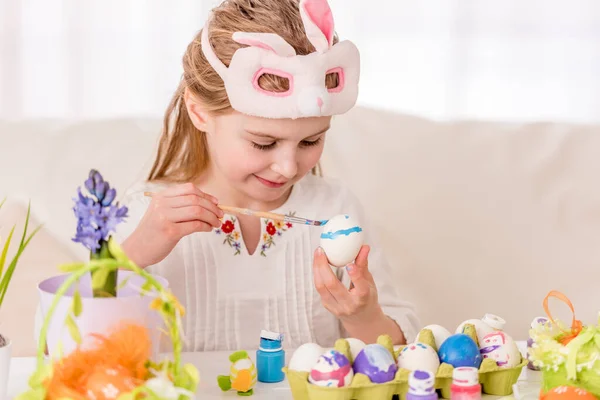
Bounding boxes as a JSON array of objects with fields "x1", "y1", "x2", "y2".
[{"x1": 256, "y1": 330, "x2": 285, "y2": 383}]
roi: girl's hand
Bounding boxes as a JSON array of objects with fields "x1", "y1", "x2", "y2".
[
  {"x1": 122, "y1": 183, "x2": 224, "y2": 268},
  {"x1": 313, "y1": 245, "x2": 406, "y2": 344}
]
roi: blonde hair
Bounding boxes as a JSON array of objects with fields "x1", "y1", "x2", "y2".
[{"x1": 148, "y1": 0, "x2": 339, "y2": 183}]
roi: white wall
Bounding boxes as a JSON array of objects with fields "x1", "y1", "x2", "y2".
[{"x1": 1, "y1": 0, "x2": 599, "y2": 123}]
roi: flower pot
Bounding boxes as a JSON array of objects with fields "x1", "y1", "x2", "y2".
[
  {"x1": 0, "y1": 339, "x2": 11, "y2": 399},
  {"x1": 38, "y1": 270, "x2": 169, "y2": 359}
]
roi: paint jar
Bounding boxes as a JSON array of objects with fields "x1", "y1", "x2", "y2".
[
  {"x1": 256, "y1": 330, "x2": 285, "y2": 383},
  {"x1": 407, "y1": 370, "x2": 438, "y2": 400},
  {"x1": 450, "y1": 367, "x2": 481, "y2": 400}
]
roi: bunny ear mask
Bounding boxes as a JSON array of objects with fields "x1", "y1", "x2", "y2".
[{"x1": 200, "y1": 0, "x2": 360, "y2": 120}]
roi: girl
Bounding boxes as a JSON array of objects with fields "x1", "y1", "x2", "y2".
[{"x1": 116, "y1": 0, "x2": 420, "y2": 352}]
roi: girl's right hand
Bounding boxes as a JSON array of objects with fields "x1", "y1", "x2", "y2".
[{"x1": 122, "y1": 183, "x2": 224, "y2": 268}]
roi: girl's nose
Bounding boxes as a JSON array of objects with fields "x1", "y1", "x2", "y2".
[{"x1": 271, "y1": 150, "x2": 298, "y2": 179}]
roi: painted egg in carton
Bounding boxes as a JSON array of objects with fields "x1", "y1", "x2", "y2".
[{"x1": 283, "y1": 323, "x2": 526, "y2": 400}]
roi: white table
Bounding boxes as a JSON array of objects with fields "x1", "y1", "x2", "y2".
[{"x1": 7, "y1": 344, "x2": 542, "y2": 399}]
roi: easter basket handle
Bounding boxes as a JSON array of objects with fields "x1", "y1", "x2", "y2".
[
  {"x1": 543, "y1": 290, "x2": 582, "y2": 346},
  {"x1": 16, "y1": 239, "x2": 199, "y2": 400}
]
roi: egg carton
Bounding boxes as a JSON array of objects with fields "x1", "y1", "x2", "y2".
[{"x1": 284, "y1": 324, "x2": 526, "y2": 400}]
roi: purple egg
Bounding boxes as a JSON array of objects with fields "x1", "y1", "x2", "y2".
[{"x1": 353, "y1": 344, "x2": 398, "y2": 383}]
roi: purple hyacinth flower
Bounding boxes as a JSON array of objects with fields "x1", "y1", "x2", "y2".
[
  {"x1": 73, "y1": 188, "x2": 101, "y2": 226},
  {"x1": 72, "y1": 224, "x2": 103, "y2": 251},
  {"x1": 85, "y1": 177, "x2": 95, "y2": 194},
  {"x1": 91, "y1": 169, "x2": 103, "y2": 186},
  {"x1": 116, "y1": 205, "x2": 128, "y2": 218},
  {"x1": 96, "y1": 181, "x2": 109, "y2": 202},
  {"x1": 98, "y1": 205, "x2": 129, "y2": 239},
  {"x1": 102, "y1": 188, "x2": 116, "y2": 206},
  {"x1": 73, "y1": 169, "x2": 128, "y2": 255}
]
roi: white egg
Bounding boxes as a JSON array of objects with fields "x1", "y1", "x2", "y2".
[
  {"x1": 397, "y1": 342, "x2": 440, "y2": 374},
  {"x1": 479, "y1": 331, "x2": 521, "y2": 368},
  {"x1": 320, "y1": 214, "x2": 364, "y2": 267},
  {"x1": 455, "y1": 319, "x2": 495, "y2": 346},
  {"x1": 345, "y1": 338, "x2": 366, "y2": 361},
  {"x1": 288, "y1": 343, "x2": 325, "y2": 372},
  {"x1": 423, "y1": 324, "x2": 452, "y2": 350}
]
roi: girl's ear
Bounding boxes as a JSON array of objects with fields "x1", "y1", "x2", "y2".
[{"x1": 184, "y1": 88, "x2": 210, "y2": 132}]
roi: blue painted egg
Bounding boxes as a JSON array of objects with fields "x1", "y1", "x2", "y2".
[{"x1": 438, "y1": 334, "x2": 482, "y2": 368}]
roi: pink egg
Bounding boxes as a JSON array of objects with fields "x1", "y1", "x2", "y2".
[{"x1": 309, "y1": 350, "x2": 354, "y2": 387}]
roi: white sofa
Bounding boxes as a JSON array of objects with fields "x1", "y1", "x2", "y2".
[{"x1": 2, "y1": 106, "x2": 600, "y2": 356}]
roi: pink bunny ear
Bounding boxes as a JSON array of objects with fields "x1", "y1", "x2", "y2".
[
  {"x1": 300, "y1": 0, "x2": 334, "y2": 53},
  {"x1": 233, "y1": 32, "x2": 297, "y2": 57}
]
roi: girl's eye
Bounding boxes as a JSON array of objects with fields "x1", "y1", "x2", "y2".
[
  {"x1": 300, "y1": 137, "x2": 322, "y2": 148},
  {"x1": 251, "y1": 142, "x2": 277, "y2": 151}
]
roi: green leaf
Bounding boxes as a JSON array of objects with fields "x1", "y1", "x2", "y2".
[
  {"x1": 0, "y1": 205, "x2": 41, "y2": 308},
  {"x1": 22, "y1": 224, "x2": 42, "y2": 250},
  {"x1": 72, "y1": 290, "x2": 83, "y2": 317},
  {"x1": 116, "y1": 392, "x2": 135, "y2": 400},
  {"x1": 134, "y1": 387, "x2": 160, "y2": 400},
  {"x1": 141, "y1": 279, "x2": 153, "y2": 293},
  {"x1": 88, "y1": 259, "x2": 120, "y2": 270},
  {"x1": 108, "y1": 237, "x2": 128, "y2": 262},
  {"x1": 28, "y1": 363, "x2": 52, "y2": 387},
  {"x1": 54, "y1": 341, "x2": 64, "y2": 359},
  {"x1": 58, "y1": 262, "x2": 85, "y2": 273},
  {"x1": 183, "y1": 363, "x2": 200, "y2": 389},
  {"x1": 91, "y1": 268, "x2": 110, "y2": 291},
  {"x1": 117, "y1": 276, "x2": 131, "y2": 290},
  {"x1": 14, "y1": 387, "x2": 46, "y2": 400},
  {"x1": 0, "y1": 226, "x2": 15, "y2": 280},
  {"x1": 65, "y1": 314, "x2": 81, "y2": 344},
  {"x1": 18, "y1": 201, "x2": 31, "y2": 249}
]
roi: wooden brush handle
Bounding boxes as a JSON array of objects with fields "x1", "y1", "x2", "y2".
[
  {"x1": 144, "y1": 192, "x2": 287, "y2": 222},
  {"x1": 218, "y1": 205, "x2": 286, "y2": 222}
]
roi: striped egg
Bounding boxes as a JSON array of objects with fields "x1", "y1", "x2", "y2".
[{"x1": 320, "y1": 214, "x2": 364, "y2": 267}]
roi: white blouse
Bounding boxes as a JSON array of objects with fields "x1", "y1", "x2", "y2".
[{"x1": 115, "y1": 173, "x2": 420, "y2": 352}]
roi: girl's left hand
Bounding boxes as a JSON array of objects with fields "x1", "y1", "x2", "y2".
[
  {"x1": 313, "y1": 245, "x2": 381, "y2": 325},
  {"x1": 313, "y1": 245, "x2": 406, "y2": 344}
]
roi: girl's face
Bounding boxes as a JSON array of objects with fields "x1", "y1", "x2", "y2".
[{"x1": 204, "y1": 111, "x2": 330, "y2": 206}]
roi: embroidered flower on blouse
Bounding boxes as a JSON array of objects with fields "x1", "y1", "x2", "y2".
[
  {"x1": 266, "y1": 222, "x2": 276, "y2": 236},
  {"x1": 260, "y1": 212, "x2": 294, "y2": 257},
  {"x1": 218, "y1": 216, "x2": 241, "y2": 256},
  {"x1": 221, "y1": 220, "x2": 235, "y2": 234},
  {"x1": 216, "y1": 212, "x2": 296, "y2": 256}
]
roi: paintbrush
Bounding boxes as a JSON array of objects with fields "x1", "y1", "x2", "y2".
[{"x1": 143, "y1": 192, "x2": 328, "y2": 227}]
